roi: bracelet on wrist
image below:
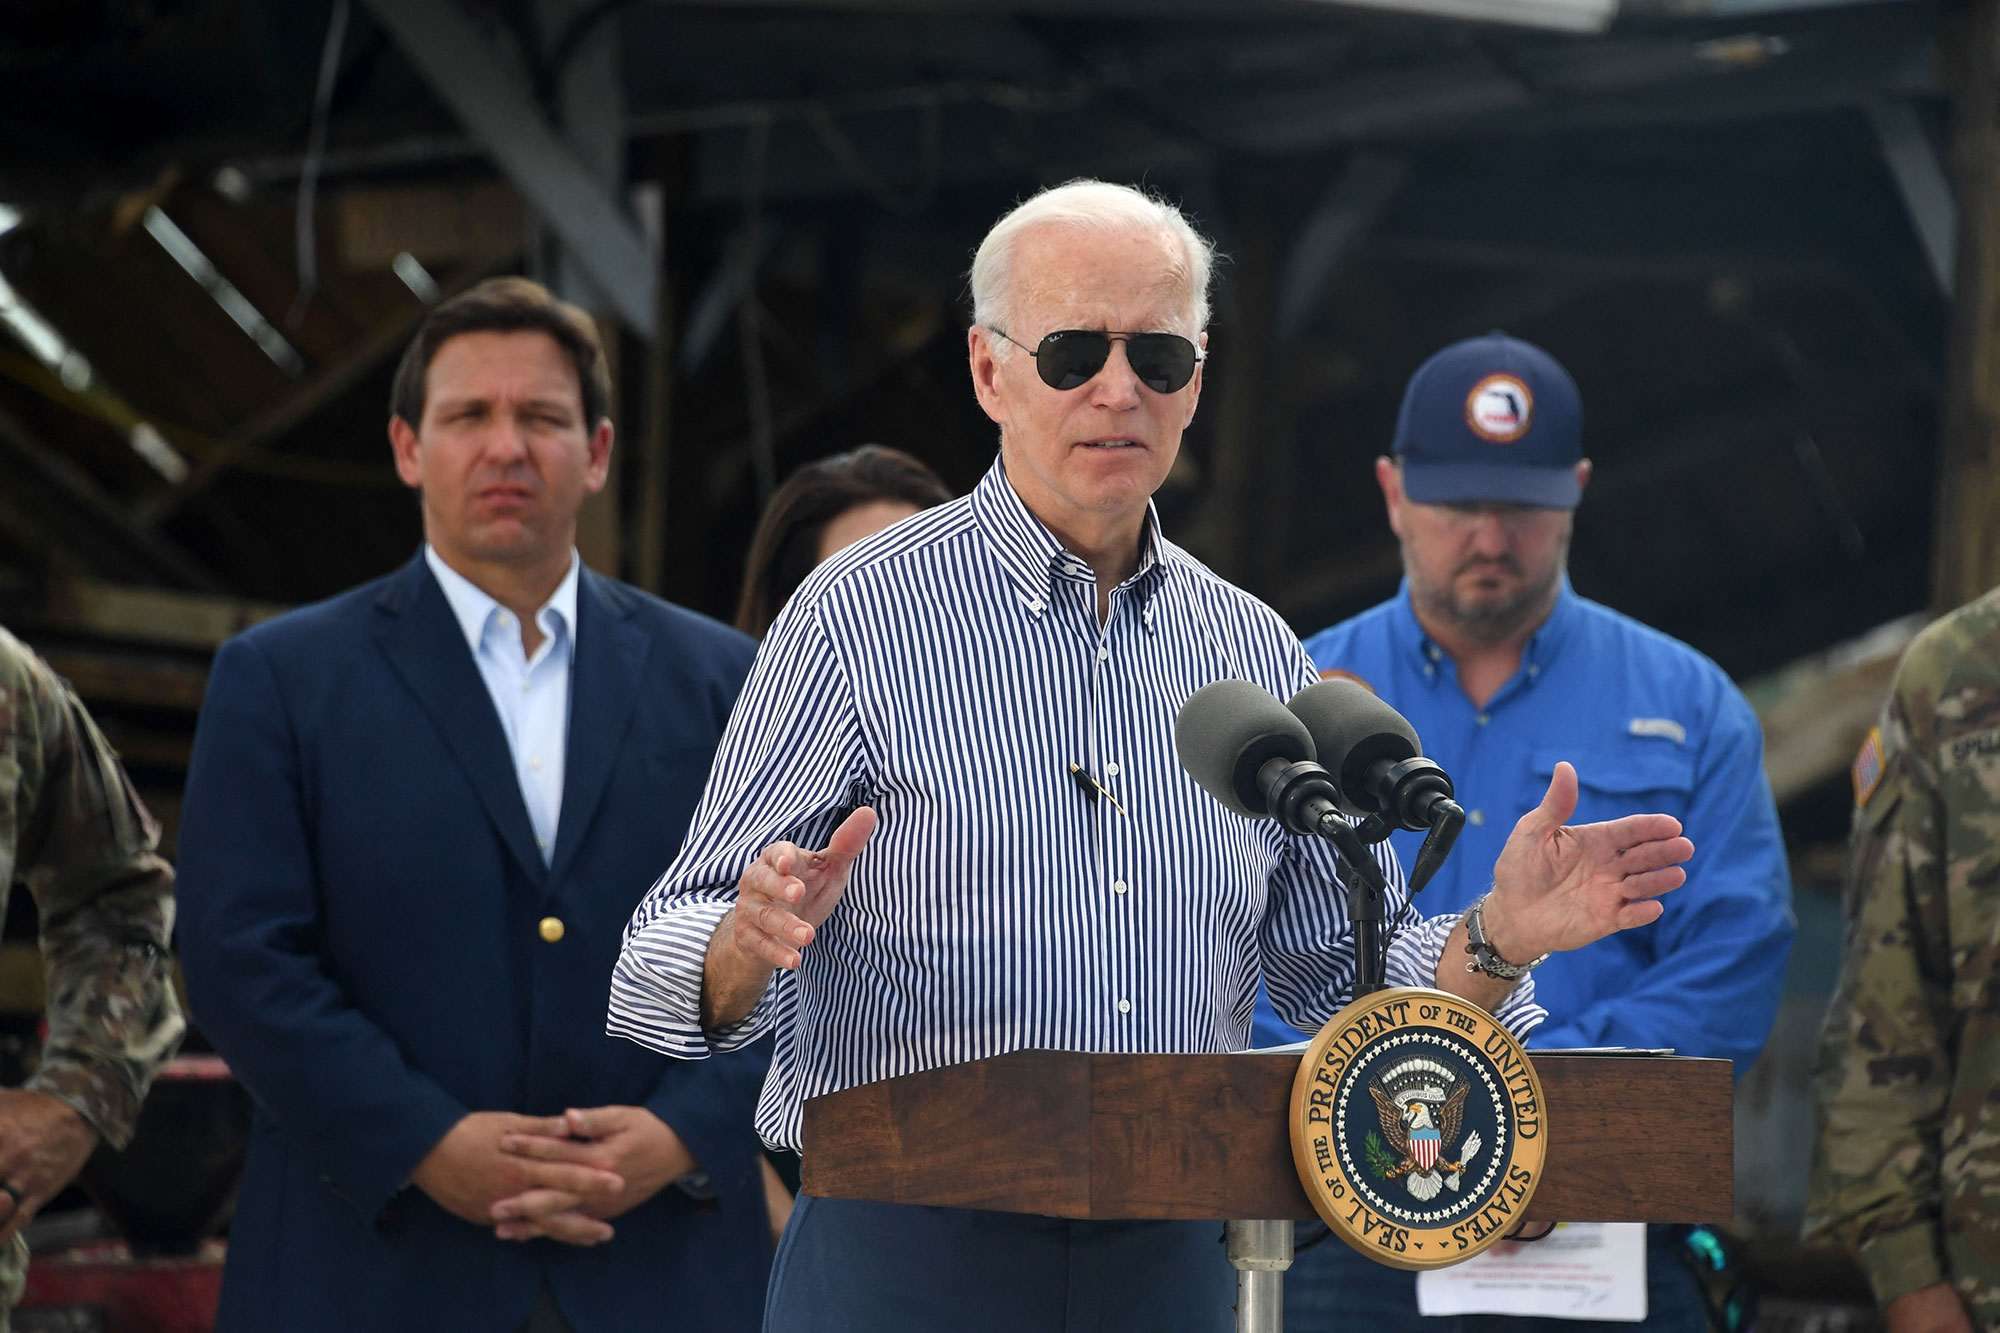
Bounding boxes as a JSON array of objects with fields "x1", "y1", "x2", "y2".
[{"x1": 1463, "y1": 892, "x2": 1549, "y2": 982}]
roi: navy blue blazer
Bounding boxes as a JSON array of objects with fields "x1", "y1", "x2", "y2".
[{"x1": 177, "y1": 555, "x2": 768, "y2": 1333}]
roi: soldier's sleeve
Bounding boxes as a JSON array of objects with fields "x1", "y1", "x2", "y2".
[
  {"x1": 13, "y1": 654, "x2": 184, "y2": 1150},
  {"x1": 1806, "y1": 669, "x2": 1955, "y2": 1306}
]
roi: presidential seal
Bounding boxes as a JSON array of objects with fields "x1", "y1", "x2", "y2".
[{"x1": 1290, "y1": 987, "x2": 1547, "y2": 1269}]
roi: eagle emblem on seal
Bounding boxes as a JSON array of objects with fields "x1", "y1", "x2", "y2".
[{"x1": 1366, "y1": 1057, "x2": 1485, "y2": 1202}]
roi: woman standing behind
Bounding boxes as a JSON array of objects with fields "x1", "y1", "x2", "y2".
[
  {"x1": 734, "y1": 443, "x2": 953, "y2": 1233},
  {"x1": 735, "y1": 444, "x2": 954, "y2": 638}
]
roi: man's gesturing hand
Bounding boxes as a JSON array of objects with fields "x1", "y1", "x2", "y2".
[
  {"x1": 725, "y1": 807, "x2": 877, "y2": 972},
  {"x1": 724, "y1": 800, "x2": 872, "y2": 964},
  {"x1": 701, "y1": 806, "x2": 877, "y2": 1028},
  {"x1": 1481, "y1": 761, "x2": 1695, "y2": 964}
]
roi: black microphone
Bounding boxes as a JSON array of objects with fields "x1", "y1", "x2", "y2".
[
  {"x1": 1172, "y1": 680, "x2": 1346, "y2": 839},
  {"x1": 1287, "y1": 679, "x2": 1458, "y2": 830},
  {"x1": 1174, "y1": 678, "x2": 1396, "y2": 994},
  {"x1": 1286, "y1": 679, "x2": 1465, "y2": 892}
]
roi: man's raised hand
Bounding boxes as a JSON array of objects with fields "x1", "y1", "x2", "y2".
[
  {"x1": 701, "y1": 807, "x2": 876, "y2": 1028},
  {"x1": 724, "y1": 807, "x2": 876, "y2": 971},
  {"x1": 1482, "y1": 761, "x2": 1695, "y2": 963}
]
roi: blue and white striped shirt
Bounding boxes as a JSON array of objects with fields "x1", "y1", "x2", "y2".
[{"x1": 611, "y1": 459, "x2": 1543, "y2": 1150}]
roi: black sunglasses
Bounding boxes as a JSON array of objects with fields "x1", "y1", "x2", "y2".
[{"x1": 987, "y1": 327, "x2": 1204, "y2": 394}]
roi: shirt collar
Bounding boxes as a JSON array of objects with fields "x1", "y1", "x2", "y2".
[
  {"x1": 1393, "y1": 575, "x2": 1576, "y2": 680},
  {"x1": 1527, "y1": 577, "x2": 1578, "y2": 662},
  {"x1": 968, "y1": 457, "x2": 1168, "y2": 617},
  {"x1": 424, "y1": 544, "x2": 581, "y2": 660}
]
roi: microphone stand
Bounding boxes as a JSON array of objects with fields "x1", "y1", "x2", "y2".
[
  {"x1": 1255, "y1": 758, "x2": 1467, "y2": 997},
  {"x1": 1232, "y1": 756, "x2": 1456, "y2": 1328},
  {"x1": 1314, "y1": 813, "x2": 1395, "y2": 997},
  {"x1": 1232, "y1": 758, "x2": 1466, "y2": 1333},
  {"x1": 1231, "y1": 765, "x2": 1403, "y2": 1333},
  {"x1": 1257, "y1": 759, "x2": 1400, "y2": 996}
]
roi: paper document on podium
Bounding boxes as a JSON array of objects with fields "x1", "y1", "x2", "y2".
[
  {"x1": 1532, "y1": 1047, "x2": 1677, "y2": 1057},
  {"x1": 1415, "y1": 1222, "x2": 1647, "y2": 1321}
]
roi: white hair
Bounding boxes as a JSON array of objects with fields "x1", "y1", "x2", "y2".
[{"x1": 968, "y1": 179, "x2": 1217, "y2": 343}]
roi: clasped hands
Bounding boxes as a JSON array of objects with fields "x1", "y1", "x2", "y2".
[{"x1": 410, "y1": 1104, "x2": 694, "y2": 1247}]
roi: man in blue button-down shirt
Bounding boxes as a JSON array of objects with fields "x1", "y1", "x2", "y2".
[{"x1": 1257, "y1": 332, "x2": 1794, "y2": 1331}]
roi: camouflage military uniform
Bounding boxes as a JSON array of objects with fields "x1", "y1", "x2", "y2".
[
  {"x1": 0, "y1": 625, "x2": 184, "y2": 1318},
  {"x1": 1809, "y1": 587, "x2": 2000, "y2": 1329}
]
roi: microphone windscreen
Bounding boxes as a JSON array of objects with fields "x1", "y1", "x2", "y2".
[
  {"x1": 1287, "y1": 679, "x2": 1421, "y2": 816},
  {"x1": 1174, "y1": 680, "x2": 1315, "y2": 819}
]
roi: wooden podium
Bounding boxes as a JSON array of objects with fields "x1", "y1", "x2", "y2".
[{"x1": 802, "y1": 1048, "x2": 1732, "y2": 1329}]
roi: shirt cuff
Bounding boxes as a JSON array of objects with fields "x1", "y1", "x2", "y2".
[
  {"x1": 1388, "y1": 912, "x2": 1547, "y2": 1038},
  {"x1": 25, "y1": 1061, "x2": 139, "y2": 1151},
  {"x1": 1857, "y1": 1224, "x2": 1949, "y2": 1307},
  {"x1": 608, "y1": 900, "x2": 778, "y2": 1057}
]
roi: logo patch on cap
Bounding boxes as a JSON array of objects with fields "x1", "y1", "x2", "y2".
[{"x1": 1464, "y1": 374, "x2": 1533, "y2": 443}]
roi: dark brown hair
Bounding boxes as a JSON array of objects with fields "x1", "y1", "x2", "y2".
[
  {"x1": 735, "y1": 445, "x2": 954, "y2": 637},
  {"x1": 388, "y1": 276, "x2": 612, "y2": 429}
]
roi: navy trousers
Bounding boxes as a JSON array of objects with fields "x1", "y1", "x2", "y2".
[
  {"x1": 1281, "y1": 1224, "x2": 1709, "y2": 1332},
  {"x1": 764, "y1": 1196, "x2": 1236, "y2": 1332}
]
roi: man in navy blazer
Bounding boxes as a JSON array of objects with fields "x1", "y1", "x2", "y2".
[{"x1": 177, "y1": 278, "x2": 768, "y2": 1332}]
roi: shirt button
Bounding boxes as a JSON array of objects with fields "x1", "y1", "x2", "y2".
[
  {"x1": 536, "y1": 835, "x2": 548, "y2": 849},
  {"x1": 1097, "y1": 645, "x2": 1111, "y2": 661},
  {"x1": 521, "y1": 681, "x2": 532, "y2": 693},
  {"x1": 1469, "y1": 810, "x2": 1486, "y2": 826},
  {"x1": 1112, "y1": 880, "x2": 1128, "y2": 895},
  {"x1": 530, "y1": 756, "x2": 543, "y2": 771},
  {"x1": 1106, "y1": 762, "x2": 1121, "y2": 777},
  {"x1": 1028, "y1": 599, "x2": 1045, "y2": 614},
  {"x1": 1424, "y1": 665, "x2": 1436, "y2": 677},
  {"x1": 1116, "y1": 999, "x2": 1132, "y2": 1015},
  {"x1": 1476, "y1": 713, "x2": 1490, "y2": 726},
  {"x1": 538, "y1": 916, "x2": 565, "y2": 943},
  {"x1": 1427, "y1": 645, "x2": 1441, "y2": 662},
  {"x1": 1527, "y1": 664, "x2": 1541, "y2": 678},
  {"x1": 497, "y1": 611, "x2": 512, "y2": 625}
]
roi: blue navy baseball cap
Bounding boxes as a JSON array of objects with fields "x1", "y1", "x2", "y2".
[{"x1": 1391, "y1": 331, "x2": 1583, "y2": 508}]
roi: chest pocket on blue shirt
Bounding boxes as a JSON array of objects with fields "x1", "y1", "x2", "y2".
[{"x1": 1530, "y1": 746, "x2": 1695, "y2": 826}]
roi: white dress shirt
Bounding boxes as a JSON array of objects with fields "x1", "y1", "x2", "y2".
[{"x1": 425, "y1": 545, "x2": 579, "y2": 863}]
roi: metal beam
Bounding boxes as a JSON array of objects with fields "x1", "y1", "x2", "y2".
[
  {"x1": 20, "y1": 577, "x2": 288, "y2": 652},
  {"x1": 1271, "y1": 153, "x2": 1408, "y2": 344},
  {"x1": 541, "y1": 0, "x2": 626, "y2": 319},
  {"x1": 0, "y1": 405, "x2": 220, "y2": 590},
  {"x1": 1751, "y1": 613, "x2": 1922, "y2": 807},
  {"x1": 135, "y1": 252, "x2": 519, "y2": 529},
  {"x1": 359, "y1": 0, "x2": 657, "y2": 337},
  {"x1": 1872, "y1": 99, "x2": 1956, "y2": 295}
]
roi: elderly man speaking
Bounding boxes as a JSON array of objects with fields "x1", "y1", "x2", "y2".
[{"x1": 609, "y1": 180, "x2": 1694, "y2": 1331}]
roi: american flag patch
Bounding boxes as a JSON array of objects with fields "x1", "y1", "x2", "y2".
[{"x1": 1853, "y1": 726, "x2": 1886, "y2": 808}]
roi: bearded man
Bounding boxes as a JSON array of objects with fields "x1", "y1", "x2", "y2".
[{"x1": 1256, "y1": 331, "x2": 1793, "y2": 1332}]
